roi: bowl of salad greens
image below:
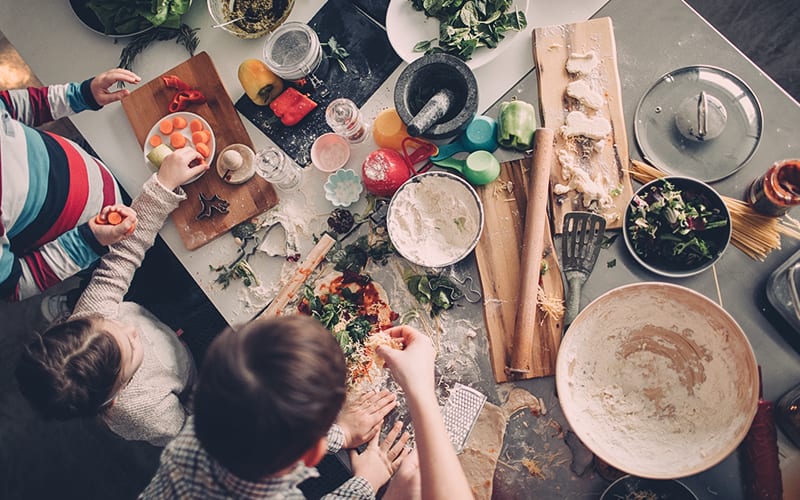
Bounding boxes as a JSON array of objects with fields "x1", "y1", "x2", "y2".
[{"x1": 623, "y1": 176, "x2": 731, "y2": 278}]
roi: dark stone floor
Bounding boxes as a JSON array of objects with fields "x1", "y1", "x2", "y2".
[{"x1": 0, "y1": 1, "x2": 798, "y2": 498}]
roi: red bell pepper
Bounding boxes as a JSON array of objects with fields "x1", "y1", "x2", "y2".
[
  {"x1": 169, "y1": 89, "x2": 207, "y2": 113},
  {"x1": 269, "y1": 87, "x2": 317, "y2": 126},
  {"x1": 162, "y1": 75, "x2": 191, "y2": 91}
]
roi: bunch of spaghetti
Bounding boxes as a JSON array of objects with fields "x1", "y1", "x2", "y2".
[{"x1": 629, "y1": 160, "x2": 800, "y2": 261}]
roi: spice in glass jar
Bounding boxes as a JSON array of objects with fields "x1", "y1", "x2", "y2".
[{"x1": 746, "y1": 159, "x2": 800, "y2": 216}]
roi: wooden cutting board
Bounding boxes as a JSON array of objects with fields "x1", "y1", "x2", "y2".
[
  {"x1": 121, "y1": 52, "x2": 279, "y2": 250},
  {"x1": 474, "y1": 159, "x2": 564, "y2": 382},
  {"x1": 533, "y1": 17, "x2": 633, "y2": 233}
]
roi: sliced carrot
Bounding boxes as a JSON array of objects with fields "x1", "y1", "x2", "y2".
[
  {"x1": 191, "y1": 131, "x2": 205, "y2": 145},
  {"x1": 126, "y1": 221, "x2": 136, "y2": 235},
  {"x1": 189, "y1": 119, "x2": 204, "y2": 132},
  {"x1": 159, "y1": 119, "x2": 174, "y2": 135},
  {"x1": 196, "y1": 142, "x2": 211, "y2": 158},
  {"x1": 170, "y1": 131, "x2": 187, "y2": 149},
  {"x1": 95, "y1": 213, "x2": 107, "y2": 225},
  {"x1": 199, "y1": 130, "x2": 211, "y2": 144},
  {"x1": 172, "y1": 116, "x2": 188, "y2": 129},
  {"x1": 149, "y1": 134, "x2": 162, "y2": 147},
  {"x1": 106, "y1": 211, "x2": 123, "y2": 225}
]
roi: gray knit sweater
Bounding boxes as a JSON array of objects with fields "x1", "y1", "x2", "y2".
[{"x1": 71, "y1": 174, "x2": 194, "y2": 446}]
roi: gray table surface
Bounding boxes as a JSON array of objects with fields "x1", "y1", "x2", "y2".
[{"x1": 476, "y1": 0, "x2": 800, "y2": 497}]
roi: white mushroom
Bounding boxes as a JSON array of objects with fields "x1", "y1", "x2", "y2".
[{"x1": 220, "y1": 149, "x2": 244, "y2": 171}]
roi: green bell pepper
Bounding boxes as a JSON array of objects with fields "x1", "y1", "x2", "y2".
[{"x1": 497, "y1": 99, "x2": 537, "y2": 150}]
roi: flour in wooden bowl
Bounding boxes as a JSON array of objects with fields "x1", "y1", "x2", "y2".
[{"x1": 555, "y1": 282, "x2": 759, "y2": 479}]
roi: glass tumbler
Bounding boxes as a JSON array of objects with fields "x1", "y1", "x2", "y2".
[{"x1": 254, "y1": 148, "x2": 302, "y2": 190}]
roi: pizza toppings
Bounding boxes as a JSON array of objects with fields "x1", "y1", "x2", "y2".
[{"x1": 299, "y1": 271, "x2": 399, "y2": 389}]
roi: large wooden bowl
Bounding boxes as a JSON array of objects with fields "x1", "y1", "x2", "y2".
[{"x1": 556, "y1": 282, "x2": 759, "y2": 479}]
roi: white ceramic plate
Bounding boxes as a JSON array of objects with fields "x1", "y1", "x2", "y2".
[
  {"x1": 556, "y1": 282, "x2": 759, "y2": 479},
  {"x1": 143, "y1": 112, "x2": 216, "y2": 185},
  {"x1": 385, "y1": 0, "x2": 529, "y2": 69}
]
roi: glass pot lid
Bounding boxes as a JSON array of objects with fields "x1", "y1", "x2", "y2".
[{"x1": 634, "y1": 65, "x2": 762, "y2": 182}]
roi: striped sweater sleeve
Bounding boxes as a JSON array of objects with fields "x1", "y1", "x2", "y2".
[
  {"x1": 0, "y1": 78, "x2": 100, "y2": 127},
  {"x1": 72, "y1": 174, "x2": 185, "y2": 319}
]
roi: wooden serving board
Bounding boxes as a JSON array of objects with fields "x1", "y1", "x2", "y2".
[
  {"x1": 122, "y1": 52, "x2": 279, "y2": 250},
  {"x1": 474, "y1": 159, "x2": 564, "y2": 382},
  {"x1": 533, "y1": 17, "x2": 633, "y2": 233}
]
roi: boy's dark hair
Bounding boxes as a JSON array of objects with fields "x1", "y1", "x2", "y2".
[
  {"x1": 15, "y1": 317, "x2": 121, "y2": 420},
  {"x1": 195, "y1": 315, "x2": 346, "y2": 481}
]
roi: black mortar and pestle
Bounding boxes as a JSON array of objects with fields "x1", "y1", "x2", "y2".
[{"x1": 394, "y1": 54, "x2": 478, "y2": 140}]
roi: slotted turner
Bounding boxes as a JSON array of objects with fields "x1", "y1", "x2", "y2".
[{"x1": 562, "y1": 212, "x2": 606, "y2": 325}]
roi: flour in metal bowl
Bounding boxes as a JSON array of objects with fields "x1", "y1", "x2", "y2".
[{"x1": 387, "y1": 172, "x2": 484, "y2": 268}]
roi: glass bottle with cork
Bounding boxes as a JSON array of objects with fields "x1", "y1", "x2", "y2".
[{"x1": 746, "y1": 159, "x2": 800, "y2": 216}]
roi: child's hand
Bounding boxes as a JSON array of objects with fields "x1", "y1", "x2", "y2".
[
  {"x1": 382, "y1": 448, "x2": 421, "y2": 500},
  {"x1": 337, "y1": 389, "x2": 397, "y2": 449},
  {"x1": 350, "y1": 421, "x2": 412, "y2": 493},
  {"x1": 156, "y1": 147, "x2": 208, "y2": 191},
  {"x1": 90, "y1": 68, "x2": 141, "y2": 106},
  {"x1": 377, "y1": 326, "x2": 436, "y2": 397},
  {"x1": 89, "y1": 204, "x2": 137, "y2": 246}
]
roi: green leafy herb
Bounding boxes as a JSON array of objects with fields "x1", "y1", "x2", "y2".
[
  {"x1": 410, "y1": 0, "x2": 528, "y2": 61},
  {"x1": 626, "y1": 180, "x2": 728, "y2": 269},
  {"x1": 322, "y1": 36, "x2": 350, "y2": 73},
  {"x1": 406, "y1": 273, "x2": 464, "y2": 316},
  {"x1": 118, "y1": 24, "x2": 199, "y2": 72},
  {"x1": 600, "y1": 233, "x2": 619, "y2": 249},
  {"x1": 301, "y1": 284, "x2": 369, "y2": 360}
]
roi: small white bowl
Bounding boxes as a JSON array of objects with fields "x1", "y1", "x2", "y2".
[{"x1": 324, "y1": 169, "x2": 363, "y2": 207}]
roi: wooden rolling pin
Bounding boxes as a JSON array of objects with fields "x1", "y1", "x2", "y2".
[
  {"x1": 508, "y1": 128, "x2": 554, "y2": 377},
  {"x1": 260, "y1": 233, "x2": 336, "y2": 318}
]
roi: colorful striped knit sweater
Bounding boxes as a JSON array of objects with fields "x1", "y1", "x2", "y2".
[{"x1": 0, "y1": 79, "x2": 121, "y2": 300}]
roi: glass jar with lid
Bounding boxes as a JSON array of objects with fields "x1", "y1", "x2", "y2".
[{"x1": 262, "y1": 21, "x2": 328, "y2": 95}]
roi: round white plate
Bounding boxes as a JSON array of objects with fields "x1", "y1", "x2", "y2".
[
  {"x1": 143, "y1": 111, "x2": 216, "y2": 185},
  {"x1": 385, "y1": 0, "x2": 529, "y2": 69}
]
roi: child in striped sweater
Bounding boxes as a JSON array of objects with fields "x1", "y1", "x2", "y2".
[
  {"x1": 15, "y1": 147, "x2": 209, "y2": 446},
  {"x1": 0, "y1": 68, "x2": 139, "y2": 301}
]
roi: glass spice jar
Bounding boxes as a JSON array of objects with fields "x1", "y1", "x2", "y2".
[
  {"x1": 254, "y1": 148, "x2": 302, "y2": 191},
  {"x1": 746, "y1": 159, "x2": 800, "y2": 216}
]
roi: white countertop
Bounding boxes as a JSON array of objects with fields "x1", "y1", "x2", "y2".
[{"x1": 0, "y1": 0, "x2": 608, "y2": 325}]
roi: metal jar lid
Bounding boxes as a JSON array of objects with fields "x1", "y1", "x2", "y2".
[
  {"x1": 262, "y1": 21, "x2": 322, "y2": 81},
  {"x1": 634, "y1": 65, "x2": 763, "y2": 182}
]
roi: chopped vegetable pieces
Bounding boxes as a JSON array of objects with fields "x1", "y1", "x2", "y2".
[
  {"x1": 170, "y1": 131, "x2": 187, "y2": 148},
  {"x1": 172, "y1": 115, "x2": 187, "y2": 129},
  {"x1": 269, "y1": 87, "x2": 317, "y2": 126},
  {"x1": 196, "y1": 142, "x2": 211, "y2": 158},
  {"x1": 159, "y1": 119, "x2": 174, "y2": 135},
  {"x1": 189, "y1": 119, "x2": 204, "y2": 132},
  {"x1": 149, "y1": 134, "x2": 162, "y2": 147}
]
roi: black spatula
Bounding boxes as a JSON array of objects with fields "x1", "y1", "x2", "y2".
[{"x1": 562, "y1": 212, "x2": 606, "y2": 325}]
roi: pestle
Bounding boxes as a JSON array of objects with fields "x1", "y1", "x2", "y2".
[{"x1": 407, "y1": 88, "x2": 456, "y2": 137}]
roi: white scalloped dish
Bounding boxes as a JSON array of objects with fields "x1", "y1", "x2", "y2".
[{"x1": 324, "y1": 169, "x2": 363, "y2": 207}]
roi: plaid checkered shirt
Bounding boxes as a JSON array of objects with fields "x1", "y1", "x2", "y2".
[{"x1": 139, "y1": 418, "x2": 374, "y2": 499}]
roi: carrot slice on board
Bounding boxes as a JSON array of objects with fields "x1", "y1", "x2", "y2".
[
  {"x1": 149, "y1": 134, "x2": 162, "y2": 147},
  {"x1": 172, "y1": 116, "x2": 188, "y2": 129},
  {"x1": 159, "y1": 119, "x2": 174, "y2": 135},
  {"x1": 170, "y1": 131, "x2": 187, "y2": 149},
  {"x1": 189, "y1": 119, "x2": 204, "y2": 132},
  {"x1": 196, "y1": 142, "x2": 211, "y2": 158}
]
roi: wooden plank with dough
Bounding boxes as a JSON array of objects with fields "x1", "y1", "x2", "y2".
[{"x1": 533, "y1": 17, "x2": 634, "y2": 233}]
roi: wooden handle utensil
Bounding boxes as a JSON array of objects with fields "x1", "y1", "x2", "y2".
[
  {"x1": 508, "y1": 128, "x2": 554, "y2": 377},
  {"x1": 260, "y1": 233, "x2": 336, "y2": 318}
]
